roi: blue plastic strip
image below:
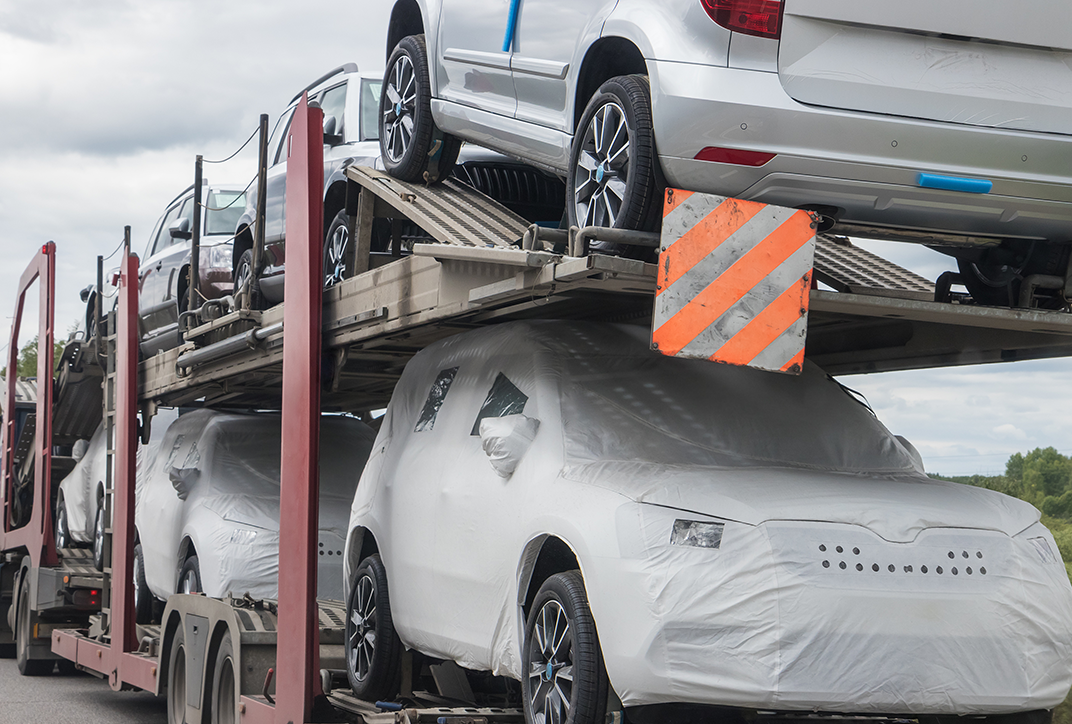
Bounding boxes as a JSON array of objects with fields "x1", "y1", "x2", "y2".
[
  {"x1": 917, "y1": 173, "x2": 992, "y2": 194},
  {"x1": 502, "y1": 0, "x2": 521, "y2": 52}
]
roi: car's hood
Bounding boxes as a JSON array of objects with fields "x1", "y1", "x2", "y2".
[{"x1": 563, "y1": 462, "x2": 1040, "y2": 543}]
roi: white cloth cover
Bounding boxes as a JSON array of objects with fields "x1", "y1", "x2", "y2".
[
  {"x1": 347, "y1": 320, "x2": 1072, "y2": 714},
  {"x1": 479, "y1": 414, "x2": 540, "y2": 478},
  {"x1": 138, "y1": 409, "x2": 374, "y2": 602}
]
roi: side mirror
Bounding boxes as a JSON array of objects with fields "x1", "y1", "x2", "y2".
[
  {"x1": 479, "y1": 414, "x2": 540, "y2": 478},
  {"x1": 169, "y1": 466, "x2": 199, "y2": 500},
  {"x1": 169, "y1": 217, "x2": 192, "y2": 240},
  {"x1": 79, "y1": 284, "x2": 93, "y2": 303},
  {"x1": 323, "y1": 115, "x2": 343, "y2": 145},
  {"x1": 71, "y1": 439, "x2": 89, "y2": 463}
]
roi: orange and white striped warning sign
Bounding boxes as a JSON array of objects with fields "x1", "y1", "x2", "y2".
[{"x1": 651, "y1": 190, "x2": 816, "y2": 374}]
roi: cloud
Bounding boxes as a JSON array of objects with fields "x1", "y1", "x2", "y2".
[{"x1": 991, "y1": 424, "x2": 1028, "y2": 441}]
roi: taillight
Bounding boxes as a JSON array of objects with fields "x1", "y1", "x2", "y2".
[
  {"x1": 701, "y1": 0, "x2": 785, "y2": 39},
  {"x1": 695, "y1": 147, "x2": 776, "y2": 167}
]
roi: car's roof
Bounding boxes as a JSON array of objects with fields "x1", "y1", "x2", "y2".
[
  {"x1": 162, "y1": 182, "x2": 247, "y2": 212},
  {"x1": 290, "y1": 63, "x2": 383, "y2": 104}
]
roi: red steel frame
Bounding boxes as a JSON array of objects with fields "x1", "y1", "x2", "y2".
[
  {"x1": 242, "y1": 92, "x2": 326, "y2": 724},
  {"x1": 0, "y1": 242, "x2": 58, "y2": 568},
  {"x1": 52, "y1": 94, "x2": 326, "y2": 719}
]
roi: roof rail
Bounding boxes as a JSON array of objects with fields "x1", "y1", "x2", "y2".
[{"x1": 290, "y1": 63, "x2": 359, "y2": 103}]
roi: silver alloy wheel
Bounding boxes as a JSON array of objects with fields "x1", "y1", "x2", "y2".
[
  {"x1": 383, "y1": 54, "x2": 417, "y2": 164},
  {"x1": 93, "y1": 507, "x2": 105, "y2": 567},
  {"x1": 527, "y1": 600, "x2": 574, "y2": 724},
  {"x1": 573, "y1": 101, "x2": 631, "y2": 229},
  {"x1": 133, "y1": 551, "x2": 143, "y2": 605},
  {"x1": 325, "y1": 222, "x2": 348, "y2": 287},
  {"x1": 55, "y1": 503, "x2": 69, "y2": 550},
  {"x1": 348, "y1": 573, "x2": 377, "y2": 682},
  {"x1": 180, "y1": 568, "x2": 197, "y2": 595},
  {"x1": 235, "y1": 257, "x2": 251, "y2": 296}
]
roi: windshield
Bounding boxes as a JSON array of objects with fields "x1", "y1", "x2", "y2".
[
  {"x1": 360, "y1": 79, "x2": 382, "y2": 141},
  {"x1": 205, "y1": 190, "x2": 246, "y2": 236}
]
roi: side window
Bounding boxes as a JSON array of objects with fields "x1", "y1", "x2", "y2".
[
  {"x1": 318, "y1": 83, "x2": 348, "y2": 139},
  {"x1": 471, "y1": 373, "x2": 528, "y2": 435},
  {"x1": 414, "y1": 367, "x2": 459, "y2": 433},
  {"x1": 360, "y1": 79, "x2": 381, "y2": 141},
  {"x1": 150, "y1": 202, "x2": 183, "y2": 256},
  {"x1": 269, "y1": 106, "x2": 297, "y2": 166}
]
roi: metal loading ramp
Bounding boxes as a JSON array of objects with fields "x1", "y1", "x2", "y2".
[{"x1": 136, "y1": 165, "x2": 1072, "y2": 411}]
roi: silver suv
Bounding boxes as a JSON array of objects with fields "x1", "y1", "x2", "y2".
[
  {"x1": 235, "y1": 63, "x2": 567, "y2": 306},
  {"x1": 379, "y1": 0, "x2": 1072, "y2": 305}
]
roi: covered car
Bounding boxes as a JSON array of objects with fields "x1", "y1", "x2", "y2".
[
  {"x1": 56, "y1": 408, "x2": 178, "y2": 569},
  {"x1": 135, "y1": 409, "x2": 375, "y2": 611},
  {"x1": 343, "y1": 320, "x2": 1072, "y2": 723}
]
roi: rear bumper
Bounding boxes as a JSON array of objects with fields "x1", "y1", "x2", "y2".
[{"x1": 650, "y1": 60, "x2": 1072, "y2": 242}]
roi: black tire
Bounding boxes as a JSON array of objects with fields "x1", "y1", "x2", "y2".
[
  {"x1": 92, "y1": 502, "x2": 106, "y2": 572},
  {"x1": 55, "y1": 495, "x2": 71, "y2": 551},
  {"x1": 178, "y1": 554, "x2": 202, "y2": 595},
  {"x1": 56, "y1": 659, "x2": 79, "y2": 676},
  {"x1": 168, "y1": 625, "x2": 188, "y2": 724},
  {"x1": 522, "y1": 571, "x2": 607, "y2": 724},
  {"x1": 567, "y1": 75, "x2": 661, "y2": 245},
  {"x1": 345, "y1": 554, "x2": 402, "y2": 701},
  {"x1": 324, "y1": 209, "x2": 351, "y2": 289},
  {"x1": 16, "y1": 575, "x2": 53, "y2": 676},
  {"x1": 134, "y1": 543, "x2": 154, "y2": 624},
  {"x1": 209, "y1": 631, "x2": 237, "y2": 724},
  {"x1": 380, "y1": 35, "x2": 461, "y2": 184},
  {"x1": 233, "y1": 248, "x2": 263, "y2": 310}
]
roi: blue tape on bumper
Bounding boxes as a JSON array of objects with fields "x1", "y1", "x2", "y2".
[{"x1": 917, "y1": 173, "x2": 992, "y2": 194}]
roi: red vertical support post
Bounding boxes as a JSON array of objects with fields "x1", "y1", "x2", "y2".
[
  {"x1": 110, "y1": 247, "x2": 140, "y2": 683},
  {"x1": 36, "y1": 242, "x2": 57, "y2": 567},
  {"x1": 276, "y1": 93, "x2": 324, "y2": 724}
]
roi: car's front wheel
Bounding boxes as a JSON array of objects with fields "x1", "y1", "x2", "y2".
[
  {"x1": 178, "y1": 554, "x2": 202, "y2": 595},
  {"x1": 380, "y1": 34, "x2": 461, "y2": 184},
  {"x1": 522, "y1": 571, "x2": 608, "y2": 724},
  {"x1": 567, "y1": 75, "x2": 661, "y2": 242},
  {"x1": 233, "y1": 249, "x2": 262, "y2": 310},
  {"x1": 92, "y1": 503, "x2": 105, "y2": 571},
  {"x1": 345, "y1": 554, "x2": 402, "y2": 701}
]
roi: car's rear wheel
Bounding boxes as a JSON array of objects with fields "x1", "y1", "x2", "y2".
[
  {"x1": 233, "y1": 249, "x2": 262, "y2": 310},
  {"x1": 380, "y1": 34, "x2": 461, "y2": 184},
  {"x1": 134, "y1": 543, "x2": 154, "y2": 624},
  {"x1": 345, "y1": 554, "x2": 402, "y2": 701},
  {"x1": 92, "y1": 503, "x2": 106, "y2": 571},
  {"x1": 324, "y1": 210, "x2": 350, "y2": 288},
  {"x1": 55, "y1": 496, "x2": 71, "y2": 551},
  {"x1": 522, "y1": 571, "x2": 607, "y2": 724},
  {"x1": 567, "y1": 75, "x2": 661, "y2": 245}
]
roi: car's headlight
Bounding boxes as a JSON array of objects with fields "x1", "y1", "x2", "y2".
[
  {"x1": 1029, "y1": 536, "x2": 1059, "y2": 564},
  {"x1": 671, "y1": 519, "x2": 725, "y2": 549},
  {"x1": 229, "y1": 528, "x2": 258, "y2": 545}
]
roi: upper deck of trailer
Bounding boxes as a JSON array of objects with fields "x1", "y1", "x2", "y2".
[{"x1": 130, "y1": 165, "x2": 1072, "y2": 412}]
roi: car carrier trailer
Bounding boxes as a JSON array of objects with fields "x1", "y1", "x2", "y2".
[{"x1": 4, "y1": 93, "x2": 1072, "y2": 724}]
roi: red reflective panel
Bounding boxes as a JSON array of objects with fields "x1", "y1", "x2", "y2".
[
  {"x1": 695, "y1": 146, "x2": 777, "y2": 166},
  {"x1": 700, "y1": 0, "x2": 785, "y2": 39}
]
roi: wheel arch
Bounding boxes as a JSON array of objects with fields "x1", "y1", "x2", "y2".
[
  {"x1": 232, "y1": 223, "x2": 254, "y2": 280},
  {"x1": 324, "y1": 179, "x2": 348, "y2": 233},
  {"x1": 344, "y1": 526, "x2": 380, "y2": 602},
  {"x1": 387, "y1": 0, "x2": 425, "y2": 63},
  {"x1": 517, "y1": 535, "x2": 582, "y2": 621},
  {"x1": 573, "y1": 37, "x2": 648, "y2": 131}
]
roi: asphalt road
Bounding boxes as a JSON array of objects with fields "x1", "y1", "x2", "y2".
[{"x1": 0, "y1": 655, "x2": 166, "y2": 723}]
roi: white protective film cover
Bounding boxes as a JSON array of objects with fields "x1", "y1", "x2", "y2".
[
  {"x1": 138, "y1": 409, "x2": 374, "y2": 602},
  {"x1": 479, "y1": 414, "x2": 540, "y2": 478},
  {"x1": 58, "y1": 422, "x2": 108, "y2": 544},
  {"x1": 351, "y1": 320, "x2": 1072, "y2": 714}
]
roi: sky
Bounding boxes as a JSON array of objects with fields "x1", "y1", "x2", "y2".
[{"x1": 1, "y1": 1, "x2": 1069, "y2": 477}]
